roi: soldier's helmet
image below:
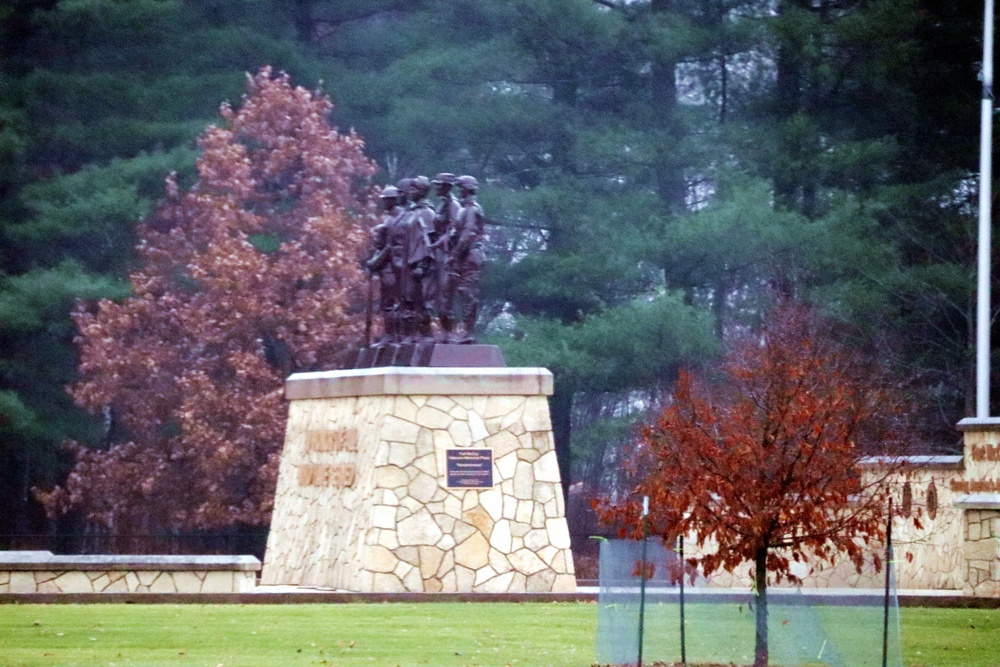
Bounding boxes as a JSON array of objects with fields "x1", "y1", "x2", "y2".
[
  {"x1": 431, "y1": 172, "x2": 456, "y2": 186},
  {"x1": 410, "y1": 175, "x2": 432, "y2": 198},
  {"x1": 396, "y1": 177, "x2": 413, "y2": 194},
  {"x1": 456, "y1": 175, "x2": 479, "y2": 193},
  {"x1": 379, "y1": 185, "x2": 400, "y2": 199}
]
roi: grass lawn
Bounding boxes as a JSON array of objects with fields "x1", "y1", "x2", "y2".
[
  {"x1": 0, "y1": 602, "x2": 996, "y2": 667},
  {"x1": 901, "y1": 607, "x2": 1000, "y2": 667}
]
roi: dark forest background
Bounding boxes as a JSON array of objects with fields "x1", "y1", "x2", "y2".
[{"x1": 0, "y1": 0, "x2": 989, "y2": 551}]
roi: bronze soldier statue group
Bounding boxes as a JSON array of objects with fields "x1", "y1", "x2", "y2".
[{"x1": 365, "y1": 173, "x2": 484, "y2": 350}]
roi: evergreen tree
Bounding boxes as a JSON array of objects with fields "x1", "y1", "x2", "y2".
[
  {"x1": 316, "y1": 0, "x2": 986, "y2": 485},
  {"x1": 0, "y1": 0, "x2": 988, "y2": 537},
  {"x1": 0, "y1": 0, "x2": 319, "y2": 536},
  {"x1": 724, "y1": 0, "x2": 983, "y2": 439}
]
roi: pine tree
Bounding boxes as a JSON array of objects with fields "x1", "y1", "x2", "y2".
[
  {"x1": 0, "y1": 0, "x2": 320, "y2": 536},
  {"x1": 1, "y1": 0, "x2": 988, "y2": 538}
]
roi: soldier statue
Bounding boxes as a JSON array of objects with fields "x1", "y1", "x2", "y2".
[
  {"x1": 430, "y1": 172, "x2": 461, "y2": 339},
  {"x1": 363, "y1": 173, "x2": 486, "y2": 351},
  {"x1": 365, "y1": 185, "x2": 406, "y2": 343},
  {"x1": 448, "y1": 175, "x2": 485, "y2": 343},
  {"x1": 401, "y1": 176, "x2": 436, "y2": 342}
]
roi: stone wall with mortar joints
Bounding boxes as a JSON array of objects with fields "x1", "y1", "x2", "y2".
[
  {"x1": 262, "y1": 377, "x2": 575, "y2": 593},
  {"x1": 888, "y1": 469, "x2": 964, "y2": 590},
  {"x1": 261, "y1": 395, "x2": 391, "y2": 589},
  {"x1": 964, "y1": 509, "x2": 1000, "y2": 596},
  {"x1": 956, "y1": 423, "x2": 1000, "y2": 596},
  {"x1": 676, "y1": 467, "x2": 967, "y2": 591},
  {"x1": 0, "y1": 569, "x2": 256, "y2": 594},
  {"x1": 781, "y1": 469, "x2": 965, "y2": 591},
  {"x1": 676, "y1": 424, "x2": 1000, "y2": 595}
]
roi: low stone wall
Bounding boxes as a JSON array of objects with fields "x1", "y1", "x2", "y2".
[
  {"x1": 0, "y1": 553, "x2": 260, "y2": 594},
  {"x1": 793, "y1": 460, "x2": 966, "y2": 592},
  {"x1": 678, "y1": 458, "x2": 968, "y2": 592},
  {"x1": 675, "y1": 422, "x2": 1000, "y2": 596}
]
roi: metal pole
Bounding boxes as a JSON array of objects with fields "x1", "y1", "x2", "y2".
[
  {"x1": 678, "y1": 534, "x2": 686, "y2": 666},
  {"x1": 364, "y1": 272, "x2": 374, "y2": 349},
  {"x1": 637, "y1": 496, "x2": 649, "y2": 667},
  {"x1": 882, "y1": 497, "x2": 893, "y2": 667},
  {"x1": 978, "y1": 0, "x2": 995, "y2": 418}
]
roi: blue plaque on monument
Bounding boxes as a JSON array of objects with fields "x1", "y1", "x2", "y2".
[{"x1": 446, "y1": 448, "x2": 494, "y2": 489}]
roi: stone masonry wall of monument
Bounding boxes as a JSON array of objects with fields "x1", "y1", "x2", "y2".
[
  {"x1": 964, "y1": 509, "x2": 1000, "y2": 596},
  {"x1": 680, "y1": 466, "x2": 968, "y2": 591},
  {"x1": 958, "y1": 423, "x2": 1000, "y2": 596},
  {"x1": 262, "y1": 369, "x2": 575, "y2": 593}
]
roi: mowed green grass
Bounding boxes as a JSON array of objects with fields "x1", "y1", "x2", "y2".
[
  {"x1": 0, "y1": 602, "x2": 997, "y2": 667},
  {"x1": 596, "y1": 601, "x2": 1000, "y2": 666},
  {"x1": 0, "y1": 603, "x2": 593, "y2": 667},
  {"x1": 901, "y1": 607, "x2": 1000, "y2": 667}
]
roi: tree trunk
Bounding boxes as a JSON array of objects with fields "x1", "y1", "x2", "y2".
[
  {"x1": 650, "y1": 0, "x2": 686, "y2": 211},
  {"x1": 550, "y1": 375, "x2": 574, "y2": 505},
  {"x1": 551, "y1": 78, "x2": 578, "y2": 173},
  {"x1": 718, "y1": 54, "x2": 728, "y2": 125},
  {"x1": 754, "y1": 547, "x2": 769, "y2": 667},
  {"x1": 713, "y1": 278, "x2": 727, "y2": 338},
  {"x1": 292, "y1": 0, "x2": 314, "y2": 45},
  {"x1": 773, "y1": 0, "x2": 811, "y2": 214}
]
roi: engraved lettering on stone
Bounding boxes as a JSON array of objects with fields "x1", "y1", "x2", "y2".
[
  {"x1": 297, "y1": 463, "x2": 356, "y2": 488},
  {"x1": 971, "y1": 445, "x2": 1000, "y2": 462},
  {"x1": 305, "y1": 429, "x2": 358, "y2": 452},
  {"x1": 951, "y1": 478, "x2": 1000, "y2": 493}
]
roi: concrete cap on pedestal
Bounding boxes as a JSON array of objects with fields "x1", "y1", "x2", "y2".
[
  {"x1": 954, "y1": 493, "x2": 1000, "y2": 510},
  {"x1": 957, "y1": 417, "x2": 1000, "y2": 432},
  {"x1": 859, "y1": 455, "x2": 964, "y2": 469},
  {"x1": 285, "y1": 367, "x2": 554, "y2": 400}
]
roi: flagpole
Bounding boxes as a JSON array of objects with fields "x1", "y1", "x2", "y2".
[{"x1": 977, "y1": 0, "x2": 995, "y2": 418}]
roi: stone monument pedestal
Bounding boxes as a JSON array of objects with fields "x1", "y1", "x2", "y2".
[
  {"x1": 955, "y1": 418, "x2": 1000, "y2": 597},
  {"x1": 261, "y1": 367, "x2": 576, "y2": 593}
]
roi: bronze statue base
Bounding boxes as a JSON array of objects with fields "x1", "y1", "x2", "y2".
[{"x1": 346, "y1": 343, "x2": 505, "y2": 369}]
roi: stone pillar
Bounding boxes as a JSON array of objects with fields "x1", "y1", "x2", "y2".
[
  {"x1": 962, "y1": 508, "x2": 1000, "y2": 596},
  {"x1": 261, "y1": 367, "x2": 576, "y2": 593},
  {"x1": 955, "y1": 418, "x2": 1000, "y2": 596}
]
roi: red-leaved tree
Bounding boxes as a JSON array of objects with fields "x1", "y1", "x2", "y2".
[
  {"x1": 597, "y1": 302, "x2": 916, "y2": 667},
  {"x1": 38, "y1": 68, "x2": 377, "y2": 537}
]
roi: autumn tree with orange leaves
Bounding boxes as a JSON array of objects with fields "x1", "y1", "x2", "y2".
[
  {"x1": 37, "y1": 68, "x2": 377, "y2": 538},
  {"x1": 598, "y1": 302, "x2": 916, "y2": 667}
]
